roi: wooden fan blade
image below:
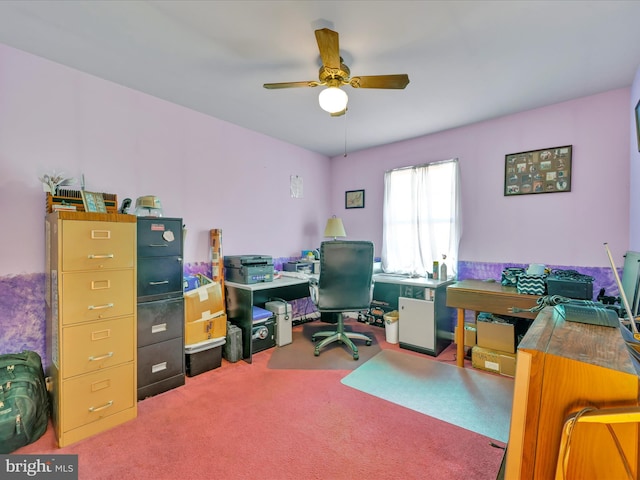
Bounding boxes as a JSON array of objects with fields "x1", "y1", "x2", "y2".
[
  {"x1": 349, "y1": 74, "x2": 410, "y2": 89},
  {"x1": 263, "y1": 81, "x2": 320, "y2": 89},
  {"x1": 315, "y1": 28, "x2": 340, "y2": 69}
]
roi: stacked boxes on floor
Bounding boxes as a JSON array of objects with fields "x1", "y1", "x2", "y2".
[
  {"x1": 454, "y1": 322, "x2": 477, "y2": 355},
  {"x1": 471, "y1": 315, "x2": 518, "y2": 377},
  {"x1": 184, "y1": 275, "x2": 227, "y2": 376}
]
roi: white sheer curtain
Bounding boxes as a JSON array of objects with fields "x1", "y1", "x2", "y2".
[{"x1": 381, "y1": 159, "x2": 461, "y2": 277}]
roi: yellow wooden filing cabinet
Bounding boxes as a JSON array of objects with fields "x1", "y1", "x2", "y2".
[{"x1": 45, "y1": 212, "x2": 137, "y2": 447}]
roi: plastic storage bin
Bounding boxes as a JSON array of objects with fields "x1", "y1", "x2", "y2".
[{"x1": 185, "y1": 337, "x2": 226, "y2": 376}]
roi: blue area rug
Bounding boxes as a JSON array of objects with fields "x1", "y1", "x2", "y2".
[{"x1": 341, "y1": 349, "x2": 514, "y2": 442}]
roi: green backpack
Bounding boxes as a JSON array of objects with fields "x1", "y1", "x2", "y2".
[{"x1": 0, "y1": 351, "x2": 50, "y2": 453}]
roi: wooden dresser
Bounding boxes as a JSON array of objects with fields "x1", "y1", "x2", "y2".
[
  {"x1": 45, "y1": 212, "x2": 137, "y2": 447},
  {"x1": 505, "y1": 307, "x2": 640, "y2": 479}
]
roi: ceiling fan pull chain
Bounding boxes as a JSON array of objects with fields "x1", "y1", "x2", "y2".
[{"x1": 344, "y1": 109, "x2": 348, "y2": 157}]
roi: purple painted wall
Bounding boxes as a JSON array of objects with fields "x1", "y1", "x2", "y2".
[
  {"x1": 0, "y1": 43, "x2": 332, "y2": 277},
  {"x1": 329, "y1": 89, "x2": 631, "y2": 269},
  {"x1": 630, "y1": 65, "x2": 640, "y2": 250},
  {"x1": 1, "y1": 43, "x2": 638, "y2": 367}
]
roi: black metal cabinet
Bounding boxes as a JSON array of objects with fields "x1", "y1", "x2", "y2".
[{"x1": 136, "y1": 217, "x2": 185, "y2": 400}]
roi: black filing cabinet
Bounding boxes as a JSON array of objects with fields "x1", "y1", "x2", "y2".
[{"x1": 137, "y1": 217, "x2": 185, "y2": 400}]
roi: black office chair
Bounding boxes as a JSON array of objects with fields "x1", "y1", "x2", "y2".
[{"x1": 309, "y1": 240, "x2": 374, "y2": 360}]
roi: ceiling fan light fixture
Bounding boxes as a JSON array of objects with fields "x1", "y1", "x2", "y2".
[{"x1": 318, "y1": 86, "x2": 348, "y2": 114}]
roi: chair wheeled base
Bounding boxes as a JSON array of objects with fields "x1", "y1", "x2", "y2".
[{"x1": 312, "y1": 313, "x2": 372, "y2": 360}]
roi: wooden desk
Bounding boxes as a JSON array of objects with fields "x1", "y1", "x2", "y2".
[
  {"x1": 446, "y1": 280, "x2": 539, "y2": 367},
  {"x1": 505, "y1": 308, "x2": 640, "y2": 479}
]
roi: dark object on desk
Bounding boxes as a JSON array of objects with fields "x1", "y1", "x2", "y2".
[
  {"x1": 224, "y1": 255, "x2": 273, "y2": 284},
  {"x1": 284, "y1": 261, "x2": 313, "y2": 274},
  {"x1": 309, "y1": 240, "x2": 374, "y2": 360},
  {"x1": 546, "y1": 269, "x2": 593, "y2": 300},
  {"x1": 118, "y1": 197, "x2": 131, "y2": 214},
  {"x1": 555, "y1": 303, "x2": 620, "y2": 328},
  {"x1": 501, "y1": 267, "x2": 525, "y2": 287}
]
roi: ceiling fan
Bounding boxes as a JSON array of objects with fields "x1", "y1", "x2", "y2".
[{"x1": 263, "y1": 28, "x2": 410, "y2": 117}]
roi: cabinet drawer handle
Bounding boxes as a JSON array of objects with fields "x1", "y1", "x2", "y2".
[
  {"x1": 149, "y1": 280, "x2": 169, "y2": 285},
  {"x1": 88, "y1": 352, "x2": 114, "y2": 362},
  {"x1": 151, "y1": 362, "x2": 167, "y2": 373},
  {"x1": 148, "y1": 244, "x2": 168, "y2": 248},
  {"x1": 88, "y1": 303, "x2": 114, "y2": 310},
  {"x1": 88, "y1": 400, "x2": 113, "y2": 413},
  {"x1": 151, "y1": 323, "x2": 167, "y2": 334},
  {"x1": 87, "y1": 254, "x2": 115, "y2": 259},
  {"x1": 91, "y1": 230, "x2": 111, "y2": 240}
]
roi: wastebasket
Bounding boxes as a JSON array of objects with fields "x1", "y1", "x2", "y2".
[{"x1": 383, "y1": 310, "x2": 399, "y2": 344}]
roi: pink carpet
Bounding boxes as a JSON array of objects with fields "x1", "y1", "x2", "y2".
[{"x1": 15, "y1": 320, "x2": 506, "y2": 479}]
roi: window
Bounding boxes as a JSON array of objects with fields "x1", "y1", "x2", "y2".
[{"x1": 381, "y1": 159, "x2": 461, "y2": 277}]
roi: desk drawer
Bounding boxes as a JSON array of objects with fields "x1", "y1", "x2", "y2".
[
  {"x1": 62, "y1": 270, "x2": 135, "y2": 324},
  {"x1": 61, "y1": 220, "x2": 135, "y2": 271},
  {"x1": 137, "y1": 297, "x2": 184, "y2": 347},
  {"x1": 62, "y1": 363, "x2": 135, "y2": 432},
  {"x1": 61, "y1": 317, "x2": 135, "y2": 379},
  {"x1": 137, "y1": 337, "x2": 184, "y2": 387},
  {"x1": 137, "y1": 256, "x2": 183, "y2": 299},
  {"x1": 137, "y1": 218, "x2": 182, "y2": 257}
]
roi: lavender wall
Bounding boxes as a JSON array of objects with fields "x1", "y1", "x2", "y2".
[
  {"x1": 629, "y1": 65, "x2": 640, "y2": 250},
  {"x1": 0, "y1": 43, "x2": 332, "y2": 278},
  {"x1": 0, "y1": 41, "x2": 638, "y2": 364},
  {"x1": 329, "y1": 89, "x2": 631, "y2": 270},
  {"x1": 0, "y1": 43, "x2": 331, "y2": 361}
]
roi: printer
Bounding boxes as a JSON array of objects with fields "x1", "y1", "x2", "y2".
[{"x1": 224, "y1": 255, "x2": 273, "y2": 284}]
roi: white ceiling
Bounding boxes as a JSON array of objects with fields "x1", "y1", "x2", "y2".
[{"x1": 1, "y1": 1, "x2": 639, "y2": 158}]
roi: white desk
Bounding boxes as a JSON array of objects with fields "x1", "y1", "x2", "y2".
[
  {"x1": 373, "y1": 273, "x2": 451, "y2": 289},
  {"x1": 372, "y1": 274, "x2": 454, "y2": 356}
]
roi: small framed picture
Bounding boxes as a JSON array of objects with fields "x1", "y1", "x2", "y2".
[
  {"x1": 82, "y1": 191, "x2": 107, "y2": 213},
  {"x1": 345, "y1": 189, "x2": 365, "y2": 209}
]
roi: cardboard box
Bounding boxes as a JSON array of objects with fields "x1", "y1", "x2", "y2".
[
  {"x1": 454, "y1": 323, "x2": 477, "y2": 347},
  {"x1": 185, "y1": 313, "x2": 227, "y2": 346},
  {"x1": 184, "y1": 279, "x2": 225, "y2": 323},
  {"x1": 476, "y1": 319, "x2": 516, "y2": 354},
  {"x1": 471, "y1": 345, "x2": 517, "y2": 377}
]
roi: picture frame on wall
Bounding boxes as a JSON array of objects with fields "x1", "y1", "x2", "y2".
[
  {"x1": 504, "y1": 145, "x2": 572, "y2": 196},
  {"x1": 635, "y1": 99, "x2": 640, "y2": 152},
  {"x1": 345, "y1": 189, "x2": 365, "y2": 209},
  {"x1": 81, "y1": 191, "x2": 108, "y2": 213}
]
